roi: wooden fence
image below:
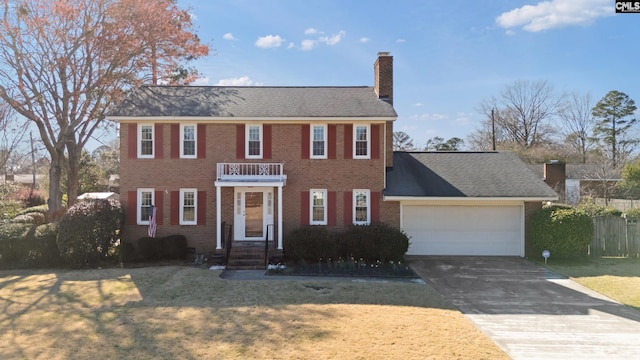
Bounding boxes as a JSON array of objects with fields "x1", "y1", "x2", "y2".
[{"x1": 591, "y1": 216, "x2": 640, "y2": 257}]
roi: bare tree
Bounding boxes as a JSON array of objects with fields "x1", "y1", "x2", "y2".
[
  {"x1": 393, "y1": 131, "x2": 415, "y2": 151},
  {"x1": 558, "y1": 92, "x2": 596, "y2": 163},
  {"x1": 475, "y1": 80, "x2": 562, "y2": 150},
  {"x1": 0, "y1": 101, "x2": 28, "y2": 178},
  {"x1": 0, "y1": 0, "x2": 208, "y2": 216}
]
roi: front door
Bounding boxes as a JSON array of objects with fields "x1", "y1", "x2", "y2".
[{"x1": 234, "y1": 187, "x2": 274, "y2": 241}]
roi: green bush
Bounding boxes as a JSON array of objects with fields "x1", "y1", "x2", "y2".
[
  {"x1": 0, "y1": 223, "x2": 61, "y2": 268},
  {"x1": 0, "y1": 200, "x2": 23, "y2": 222},
  {"x1": 577, "y1": 202, "x2": 622, "y2": 217},
  {"x1": 528, "y1": 205, "x2": 593, "y2": 259},
  {"x1": 57, "y1": 199, "x2": 124, "y2": 267},
  {"x1": 284, "y1": 223, "x2": 409, "y2": 264},
  {"x1": 624, "y1": 208, "x2": 640, "y2": 220},
  {"x1": 283, "y1": 226, "x2": 336, "y2": 263},
  {"x1": 136, "y1": 235, "x2": 188, "y2": 261},
  {"x1": 340, "y1": 222, "x2": 409, "y2": 262},
  {"x1": 11, "y1": 212, "x2": 46, "y2": 225}
]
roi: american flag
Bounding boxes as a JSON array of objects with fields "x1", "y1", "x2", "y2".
[{"x1": 148, "y1": 204, "x2": 157, "y2": 238}]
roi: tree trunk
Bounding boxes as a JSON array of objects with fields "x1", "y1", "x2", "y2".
[
  {"x1": 47, "y1": 152, "x2": 64, "y2": 220},
  {"x1": 66, "y1": 141, "x2": 81, "y2": 208}
]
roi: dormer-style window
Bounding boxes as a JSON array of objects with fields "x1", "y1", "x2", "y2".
[
  {"x1": 180, "y1": 124, "x2": 197, "y2": 158},
  {"x1": 354, "y1": 125, "x2": 370, "y2": 159},
  {"x1": 138, "y1": 124, "x2": 154, "y2": 158},
  {"x1": 311, "y1": 125, "x2": 327, "y2": 159},
  {"x1": 246, "y1": 124, "x2": 262, "y2": 159}
]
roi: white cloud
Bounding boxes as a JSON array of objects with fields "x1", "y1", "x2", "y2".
[
  {"x1": 396, "y1": 38, "x2": 406, "y2": 43},
  {"x1": 496, "y1": 0, "x2": 613, "y2": 32},
  {"x1": 411, "y1": 113, "x2": 448, "y2": 121},
  {"x1": 191, "y1": 77, "x2": 210, "y2": 86},
  {"x1": 414, "y1": 102, "x2": 425, "y2": 107},
  {"x1": 255, "y1": 35, "x2": 285, "y2": 48},
  {"x1": 300, "y1": 39, "x2": 316, "y2": 51},
  {"x1": 359, "y1": 37, "x2": 370, "y2": 43},
  {"x1": 319, "y1": 30, "x2": 346, "y2": 45},
  {"x1": 223, "y1": 33, "x2": 236, "y2": 41},
  {"x1": 287, "y1": 42, "x2": 295, "y2": 49},
  {"x1": 304, "y1": 28, "x2": 320, "y2": 35},
  {"x1": 216, "y1": 76, "x2": 263, "y2": 86}
]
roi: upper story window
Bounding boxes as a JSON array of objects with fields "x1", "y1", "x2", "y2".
[
  {"x1": 311, "y1": 125, "x2": 327, "y2": 159},
  {"x1": 353, "y1": 189, "x2": 370, "y2": 225},
  {"x1": 180, "y1": 188, "x2": 197, "y2": 225},
  {"x1": 246, "y1": 124, "x2": 262, "y2": 159},
  {"x1": 180, "y1": 124, "x2": 196, "y2": 158},
  {"x1": 310, "y1": 189, "x2": 327, "y2": 225},
  {"x1": 137, "y1": 188, "x2": 154, "y2": 225},
  {"x1": 138, "y1": 124, "x2": 154, "y2": 158},
  {"x1": 354, "y1": 125, "x2": 370, "y2": 159}
]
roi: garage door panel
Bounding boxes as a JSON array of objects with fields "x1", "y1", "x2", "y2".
[{"x1": 403, "y1": 205, "x2": 523, "y2": 256}]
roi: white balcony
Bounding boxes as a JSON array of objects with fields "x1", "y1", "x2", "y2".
[{"x1": 216, "y1": 162, "x2": 287, "y2": 183}]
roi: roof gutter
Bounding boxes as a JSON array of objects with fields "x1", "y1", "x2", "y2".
[{"x1": 383, "y1": 196, "x2": 559, "y2": 202}]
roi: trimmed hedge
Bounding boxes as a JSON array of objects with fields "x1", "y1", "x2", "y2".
[
  {"x1": 57, "y1": 199, "x2": 124, "y2": 267},
  {"x1": 284, "y1": 222, "x2": 409, "y2": 264},
  {"x1": 528, "y1": 205, "x2": 593, "y2": 259},
  {"x1": 136, "y1": 235, "x2": 188, "y2": 261},
  {"x1": 0, "y1": 223, "x2": 61, "y2": 268}
]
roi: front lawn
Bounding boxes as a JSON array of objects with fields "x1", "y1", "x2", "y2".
[
  {"x1": 544, "y1": 257, "x2": 640, "y2": 310},
  {"x1": 0, "y1": 266, "x2": 507, "y2": 359}
]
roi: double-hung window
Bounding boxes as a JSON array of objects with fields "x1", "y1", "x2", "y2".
[
  {"x1": 137, "y1": 188, "x2": 154, "y2": 225},
  {"x1": 180, "y1": 189, "x2": 197, "y2": 225},
  {"x1": 353, "y1": 189, "x2": 370, "y2": 225},
  {"x1": 180, "y1": 124, "x2": 197, "y2": 158},
  {"x1": 354, "y1": 125, "x2": 370, "y2": 159},
  {"x1": 310, "y1": 189, "x2": 327, "y2": 225},
  {"x1": 311, "y1": 125, "x2": 327, "y2": 159},
  {"x1": 138, "y1": 124, "x2": 154, "y2": 158},
  {"x1": 246, "y1": 124, "x2": 262, "y2": 159}
]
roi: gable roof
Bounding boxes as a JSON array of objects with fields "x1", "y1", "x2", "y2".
[
  {"x1": 386, "y1": 152, "x2": 557, "y2": 199},
  {"x1": 108, "y1": 86, "x2": 397, "y2": 119}
]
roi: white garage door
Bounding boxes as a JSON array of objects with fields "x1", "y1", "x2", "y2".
[{"x1": 403, "y1": 204, "x2": 523, "y2": 256}]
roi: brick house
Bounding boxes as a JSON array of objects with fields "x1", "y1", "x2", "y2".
[{"x1": 109, "y1": 52, "x2": 556, "y2": 261}]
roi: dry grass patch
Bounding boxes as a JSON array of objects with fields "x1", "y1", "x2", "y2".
[{"x1": 0, "y1": 266, "x2": 507, "y2": 359}]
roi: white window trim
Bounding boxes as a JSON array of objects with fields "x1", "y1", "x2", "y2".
[
  {"x1": 138, "y1": 124, "x2": 154, "y2": 159},
  {"x1": 179, "y1": 188, "x2": 197, "y2": 225},
  {"x1": 310, "y1": 189, "x2": 327, "y2": 225},
  {"x1": 137, "y1": 188, "x2": 154, "y2": 225},
  {"x1": 310, "y1": 124, "x2": 328, "y2": 159},
  {"x1": 353, "y1": 189, "x2": 371, "y2": 225},
  {"x1": 245, "y1": 124, "x2": 263, "y2": 159},
  {"x1": 180, "y1": 124, "x2": 197, "y2": 159},
  {"x1": 353, "y1": 124, "x2": 370, "y2": 159}
]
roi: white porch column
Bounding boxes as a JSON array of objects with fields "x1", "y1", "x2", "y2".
[
  {"x1": 216, "y1": 185, "x2": 222, "y2": 249},
  {"x1": 278, "y1": 185, "x2": 283, "y2": 249}
]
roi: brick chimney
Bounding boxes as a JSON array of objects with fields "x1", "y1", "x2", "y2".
[
  {"x1": 374, "y1": 52, "x2": 393, "y2": 105},
  {"x1": 544, "y1": 160, "x2": 565, "y2": 197}
]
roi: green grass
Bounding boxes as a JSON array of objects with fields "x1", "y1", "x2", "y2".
[{"x1": 544, "y1": 257, "x2": 640, "y2": 310}]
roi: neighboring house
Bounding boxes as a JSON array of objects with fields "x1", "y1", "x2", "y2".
[
  {"x1": 77, "y1": 192, "x2": 120, "y2": 201},
  {"x1": 108, "y1": 52, "x2": 556, "y2": 259},
  {"x1": 3, "y1": 174, "x2": 45, "y2": 188},
  {"x1": 529, "y1": 162, "x2": 622, "y2": 205}
]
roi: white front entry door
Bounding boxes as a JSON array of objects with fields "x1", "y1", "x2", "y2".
[{"x1": 234, "y1": 187, "x2": 274, "y2": 241}]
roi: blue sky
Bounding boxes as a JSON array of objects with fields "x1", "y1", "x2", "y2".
[{"x1": 180, "y1": 0, "x2": 638, "y2": 150}]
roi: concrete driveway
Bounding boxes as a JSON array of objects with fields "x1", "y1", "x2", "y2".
[{"x1": 407, "y1": 256, "x2": 640, "y2": 360}]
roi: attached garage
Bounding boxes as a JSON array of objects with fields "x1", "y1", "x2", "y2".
[
  {"x1": 402, "y1": 202, "x2": 524, "y2": 256},
  {"x1": 385, "y1": 152, "x2": 558, "y2": 258}
]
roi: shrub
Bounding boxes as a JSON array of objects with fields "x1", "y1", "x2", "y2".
[
  {"x1": 624, "y1": 208, "x2": 640, "y2": 220},
  {"x1": 11, "y1": 212, "x2": 46, "y2": 225},
  {"x1": 340, "y1": 222, "x2": 409, "y2": 262},
  {"x1": 283, "y1": 226, "x2": 336, "y2": 263},
  {"x1": 577, "y1": 201, "x2": 622, "y2": 217},
  {"x1": 136, "y1": 235, "x2": 188, "y2": 261},
  {"x1": 0, "y1": 222, "x2": 60, "y2": 268},
  {"x1": 57, "y1": 199, "x2": 124, "y2": 267},
  {"x1": 528, "y1": 205, "x2": 593, "y2": 259},
  {"x1": 0, "y1": 200, "x2": 23, "y2": 222},
  {"x1": 284, "y1": 223, "x2": 409, "y2": 264}
]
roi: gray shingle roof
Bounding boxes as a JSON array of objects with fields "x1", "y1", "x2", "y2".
[
  {"x1": 386, "y1": 152, "x2": 558, "y2": 198},
  {"x1": 108, "y1": 86, "x2": 397, "y2": 118}
]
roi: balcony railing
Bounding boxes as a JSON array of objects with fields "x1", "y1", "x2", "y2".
[{"x1": 216, "y1": 162, "x2": 286, "y2": 182}]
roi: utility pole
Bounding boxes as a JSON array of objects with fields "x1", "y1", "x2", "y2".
[{"x1": 491, "y1": 108, "x2": 496, "y2": 151}]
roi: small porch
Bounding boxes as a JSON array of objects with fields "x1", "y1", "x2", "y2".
[{"x1": 214, "y1": 162, "x2": 287, "y2": 253}]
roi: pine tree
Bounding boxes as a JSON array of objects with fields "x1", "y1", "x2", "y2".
[{"x1": 592, "y1": 90, "x2": 637, "y2": 168}]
